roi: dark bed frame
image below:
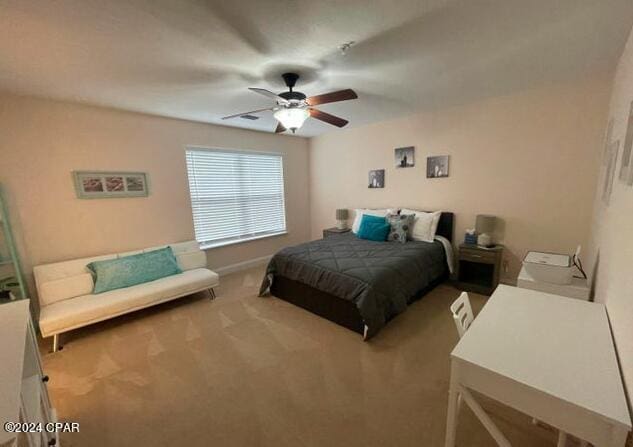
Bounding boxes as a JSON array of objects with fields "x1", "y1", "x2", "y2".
[{"x1": 270, "y1": 212, "x2": 454, "y2": 336}]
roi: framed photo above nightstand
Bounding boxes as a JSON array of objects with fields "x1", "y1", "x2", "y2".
[{"x1": 456, "y1": 243, "x2": 503, "y2": 296}]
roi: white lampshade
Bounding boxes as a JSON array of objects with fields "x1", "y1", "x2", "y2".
[{"x1": 274, "y1": 108, "x2": 310, "y2": 132}]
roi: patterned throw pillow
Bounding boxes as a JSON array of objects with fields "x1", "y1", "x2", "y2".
[{"x1": 387, "y1": 214, "x2": 414, "y2": 243}]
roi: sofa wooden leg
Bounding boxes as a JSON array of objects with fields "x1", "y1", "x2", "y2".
[
  {"x1": 208, "y1": 288, "x2": 216, "y2": 300},
  {"x1": 51, "y1": 334, "x2": 63, "y2": 353}
]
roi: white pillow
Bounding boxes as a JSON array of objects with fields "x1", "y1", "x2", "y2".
[
  {"x1": 401, "y1": 209, "x2": 442, "y2": 242},
  {"x1": 351, "y1": 208, "x2": 398, "y2": 234}
]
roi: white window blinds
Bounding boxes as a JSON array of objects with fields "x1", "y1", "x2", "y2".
[{"x1": 185, "y1": 148, "x2": 287, "y2": 248}]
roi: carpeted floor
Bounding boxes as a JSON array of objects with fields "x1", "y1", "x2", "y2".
[{"x1": 41, "y1": 266, "x2": 566, "y2": 447}]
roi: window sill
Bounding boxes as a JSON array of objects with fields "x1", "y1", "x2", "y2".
[{"x1": 200, "y1": 231, "x2": 288, "y2": 250}]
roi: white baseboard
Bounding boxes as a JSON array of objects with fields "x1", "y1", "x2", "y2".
[{"x1": 213, "y1": 255, "x2": 272, "y2": 276}]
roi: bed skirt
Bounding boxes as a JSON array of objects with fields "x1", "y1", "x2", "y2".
[{"x1": 269, "y1": 271, "x2": 449, "y2": 337}]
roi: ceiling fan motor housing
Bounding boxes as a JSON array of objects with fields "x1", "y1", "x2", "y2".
[
  {"x1": 279, "y1": 91, "x2": 306, "y2": 102},
  {"x1": 280, "y1": 72, "x2": 306, "y2": 103},
  {"x1": 282, "y1": 72, "x2": 300, "y2": 89}
]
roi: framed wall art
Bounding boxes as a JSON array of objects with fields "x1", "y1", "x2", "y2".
[
  {"x1": 395, "y1": 146, "x2": 415, "y2": 168},
  {"x1": 427, "y1": 155, "x2": 449, "y2": 178},
  {"x1": 73, "y1": 171, "x2": 149, "y2": 199},
  {"x1": 368, "y1": 169, "x2": 385, "y2": 188},
  {"x1": 620, "y1": 101, "x2": 633, "y2": 184},
  {"x1": 602, "y1": 140, "x2": 620, "y2": 205}
]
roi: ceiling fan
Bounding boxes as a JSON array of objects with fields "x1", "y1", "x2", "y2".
[{"x1": 222, "y1": 72, "x2": 358, "y2": 133}]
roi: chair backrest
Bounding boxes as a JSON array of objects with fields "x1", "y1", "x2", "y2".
[{"x1": 450, "y1": 292, "x2": 474, "y2": 338}]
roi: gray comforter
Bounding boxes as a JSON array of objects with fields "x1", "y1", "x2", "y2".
[{"x1": 259, "y1": 232, "x2": 447, "y2": 338}]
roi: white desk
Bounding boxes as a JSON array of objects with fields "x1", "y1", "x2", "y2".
[{"x1": 445, "y1": 285, "x2": 631, "y2": 447}]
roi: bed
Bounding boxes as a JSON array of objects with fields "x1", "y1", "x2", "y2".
[{"x1": 259, "y1": 212, "x2": 454, "y2": 339}]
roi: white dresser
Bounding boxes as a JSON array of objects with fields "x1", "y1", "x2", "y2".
[
  {"x1": 0, "y1": 300, "x2": 59, "y2": 447},
  {"x1": 517, "y1": 266, "x2": 590, "y2": 300}
]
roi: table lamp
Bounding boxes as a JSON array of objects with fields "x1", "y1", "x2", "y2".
[
  {"x1": 476, "y1": 214, "x2": 496, "y2": 247},
  {"x1": 336, "y1": 209, "x2": 349, "y2": 230}
]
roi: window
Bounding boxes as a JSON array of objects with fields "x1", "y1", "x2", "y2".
[{"x1": 185, "y1": 148, "x2": 287, "y2": 248}]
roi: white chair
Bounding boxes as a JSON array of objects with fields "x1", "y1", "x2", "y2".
[
  {"x1": 451, "y1": 294, "x2": 515, "y2": 446},
  {"x1": 449, "y1": 292, "x2": 474, "y2": 418},
  {"x1": 450, "y1": 292, "x2": 474, "y2": 339}
]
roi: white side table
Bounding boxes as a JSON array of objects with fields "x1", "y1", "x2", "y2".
[
  {"x1": 517, "y1": 266, "x2": 590, "y2": 301},
  {"x1": 0, "y1": 300, "x2": 60, "y2": 447}
]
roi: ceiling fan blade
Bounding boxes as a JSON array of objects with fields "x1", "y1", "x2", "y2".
[
  {"x1": 309, "y1": 109, "x2": 349, "y2": 128},
  {"x1": 275, "y1": 122, "x2": 286, "y2": 133},
  {"x1": 221, "y1": 107, "x2": 274, "y2": 120},
  {"x1": 249, "y1": 88, "x2": 289, "y2": 104},
  {"x1": 306, "y1": 89, "x2": 358, "y2": 106}
]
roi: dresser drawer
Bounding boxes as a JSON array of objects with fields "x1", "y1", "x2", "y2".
[
  {"x1": 460, "y1": 248, "x2": 498, "y2": 263},
  {"x1": 323, "y1": 228, "x2": 351, "y2": 238}
]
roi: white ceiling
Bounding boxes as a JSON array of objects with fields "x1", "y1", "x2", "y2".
[{"x1": 1, "y1": 0, "x2": 632, "y2": 137}]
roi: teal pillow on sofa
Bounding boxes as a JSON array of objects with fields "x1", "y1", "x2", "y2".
[
  {"x1": 357, "y1": 215, "x2": 390, "y2": 241},
  {"x1": 87, "y1": 247, "x2": 182, "y2": 294}
]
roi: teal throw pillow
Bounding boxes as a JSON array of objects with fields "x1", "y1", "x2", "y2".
[
  {"x1": 87, "y1": 247, "x2": 182, "y2": 294},
  {"x1": 357, "y1": 215, "x2": 390, "y2": 241}
]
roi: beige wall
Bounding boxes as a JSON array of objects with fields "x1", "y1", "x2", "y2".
[
  {"x1": 0, "y1": 93, "x2": 309, "y2": 296},
  {"x1": 309, "y1": 77, "x2": 611, "y2": 282},
  {"x1": 589, "y1": 26, "x2": 633, "y2": 405}
]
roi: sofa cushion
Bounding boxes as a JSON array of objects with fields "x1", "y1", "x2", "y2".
[
  {"x1": 39, "y1": 268, "x2": 219, "y2": 336},
  {"x1": 38, "y1": 273, "x2": 94, "y2": 306},
  {"x1": 117, "y1": 250, "x2": 143, "y2": 258},
  {"x1": 88, "y1": 247, "x2": 182, "y2": 294},
  {"x1": 171, "y1": 241, "x2": 207, "y2": 271},
  {"x1": 34, "y1": 254, "x2": 117, "y2": 306},
  {"x1": 35, "y1": 254, "x2": 117, "y2": 284},
  {"x1": 170, "y1": 241, "x2": 199, "y2": 254},
  {"x1": 175, "y1": 251, "x2": 207, "y2": 271},
  {"x1": 142, "y1": 245, "x2": 168, "y2": 253}
]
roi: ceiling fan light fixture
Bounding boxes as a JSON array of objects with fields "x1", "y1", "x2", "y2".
[
  {"x1": 273, "y1": 107, "x2": 310, "y2": 132},
  {"x1": 222, "y1": 73, "x2": 357, "y2": 133}
]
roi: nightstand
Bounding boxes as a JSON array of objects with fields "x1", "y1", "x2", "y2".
[
  {"x1": 456, "y1": 243, "x2": 503, "y2": 296},
  {"x1": 323, "y1": 227, "x2": 351, "y2": 238}
]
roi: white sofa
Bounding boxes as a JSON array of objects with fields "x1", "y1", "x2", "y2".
[{"x1": 33, "y1": 240, "x2": 219, "y2": 351}]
